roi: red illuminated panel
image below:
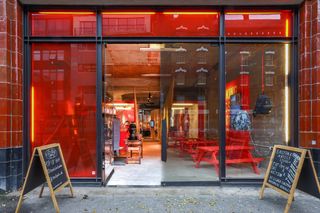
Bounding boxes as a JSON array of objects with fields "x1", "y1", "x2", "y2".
[
  {"x1": 161, "y1": 11, "x2": 219, "y2": 37},
  {"x1": 102, "y1": 11, "x2": 219, "y2": 37},
  {"x1": 30, "y1": 11, "x2": 96, "y2": 36},
  {"x1": 225, "y1": 10, "x2": 293, "y2": 37},
  {"x1": 31, "y1": 43, "x2": 97, "y2": 178}
]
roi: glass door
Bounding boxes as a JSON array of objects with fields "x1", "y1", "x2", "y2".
[{"x1": 102, "y1": 43, "x2": 219, "y2": 184}]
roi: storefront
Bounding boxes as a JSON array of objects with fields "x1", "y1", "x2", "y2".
[{"x1": 13, "y1": 0, "x2": 318, "y2": 186}]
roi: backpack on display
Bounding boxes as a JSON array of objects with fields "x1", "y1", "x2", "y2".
[{"x1": 253, "y1": 94, "x2": 272, "y2": 117}]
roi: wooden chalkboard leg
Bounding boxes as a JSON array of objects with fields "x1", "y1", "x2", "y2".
[
  {"x1": 15, "y1": 194, "x2": 24, "y2": 213},
  {"x1": 50, "y1": 190, "x2": 60, "y2": 213},
  {"x1": 39, "y1": 184, "x2": 45, "y2": 198},
  {"x1": 259, "y1": 184, "x2": 266, "y2": 200},
  {"x1": 284, "y1": 195, "x2": 294, "y2": 213},
  {"x1": 69, "y1": 183, "x2": 74, "y2": 198}
]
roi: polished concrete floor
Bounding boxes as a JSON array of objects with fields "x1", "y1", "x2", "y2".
[
  {"x1": 107, "y1": 141, "x2": 266, "y2": 186},
  {"x1": 107, "y1": 142, "x2": 162, "y2": 186}
]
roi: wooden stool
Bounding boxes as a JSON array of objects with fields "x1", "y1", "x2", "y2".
[{"x1": 125, "y1": 140, "x2": 142, "y2": 164}]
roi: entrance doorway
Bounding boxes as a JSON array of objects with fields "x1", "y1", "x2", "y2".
[{"x1": 102, "y1": 43, "x2": 220, "y2": 185}]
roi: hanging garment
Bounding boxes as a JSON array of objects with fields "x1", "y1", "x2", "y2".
[
  {"x1": 112, "y1": 118, "x2": 121, "y2": 152},
  {"x1": 230, "y1": 110, "x2": 251, "y2": 131}
]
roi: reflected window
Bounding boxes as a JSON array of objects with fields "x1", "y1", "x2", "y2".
[
  {"x1": 30, "y1": 11, "x2": 97, "y2": 36},
  {"x1": 225, "y1": 44, "x2": 291, "y2": 178}
]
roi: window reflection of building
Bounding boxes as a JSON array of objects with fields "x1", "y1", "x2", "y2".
[
  {"x1": 264, "y1": 51, "x2": 275, "y2": 87},
  {"x1": 196, "y1": 46, "x2": 208, "y2": 65},
  {"x1": 31, "y1": 13, "x2": 96, "y2": 36},
  {"x1": 79, "y1": 21, "x2": 95, "y2": 35},
  {"x1": 103, "y1": 16, "x2": 149, "y2": 34}
]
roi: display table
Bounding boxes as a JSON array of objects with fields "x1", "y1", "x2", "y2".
[
  {"x1": 194, "y1": 145, "x2": 263, "y2": 174},
  {"x1": 125, "y1": 139, "x2": 143, "y2": 164}
]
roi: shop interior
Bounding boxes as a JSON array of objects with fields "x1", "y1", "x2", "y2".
[
  {"x1": 102, "y1": 43, "x2": 288, "y2": 185},
  {"x1": 103, "y1": 43, "x2": 221, "y2": 184}
]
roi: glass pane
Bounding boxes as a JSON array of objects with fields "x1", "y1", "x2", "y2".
[
  {"x1": 30, "y1": 11, "x2": 97, "y2": 36},
  {"x1": 103, "y1": 43, "x2": 219, "y2": 185},
  {"x1": 225, "y1": 44, "x2": 291, "y2": 178},
  {"x1": 163, "y1": 43, "x2": 220, "y2": 181},
  {"x1": 31, "y1": 43, "x2": 97, "y2": 178},
  {"x1": 225, "y1": 10, "x2": 293, "y2": 37},
  {"x1": 102, "y1": 11, "x2": 219, "y2": 37}
]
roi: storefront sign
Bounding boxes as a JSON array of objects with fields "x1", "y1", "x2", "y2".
[
  {"x1": 259, "y1": 145, "x2": 320, "y2": 213},
  {"x1": 15, "y1": 144, "x2": 73, "y2": 213}
]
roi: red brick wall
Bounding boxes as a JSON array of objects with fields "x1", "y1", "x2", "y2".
[
  {"x1": 0, "y1": 0, "x2": 23, "y2": 191},
  {"x1": 299, "y1": 0, "x2": 320, "y2": 148},
  {"x1": 0, "y1": 0, "x2": 23, "y2": 149}
]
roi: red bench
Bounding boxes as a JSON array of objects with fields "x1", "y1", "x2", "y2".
[{"x1": 194, "y1": 145, "x2": 263, "y2": 174}]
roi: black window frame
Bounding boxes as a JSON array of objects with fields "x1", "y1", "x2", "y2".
[{"x1": 22, "y1": 5, "x2": 299, "y2": 186}]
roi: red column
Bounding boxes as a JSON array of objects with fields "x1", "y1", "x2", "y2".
[
  {"x1": 299, "y1": 0, "x2": 320, "y2": 148},
  {"x1": 0, "y1": 0, "x2": 23, "y2": 191}
]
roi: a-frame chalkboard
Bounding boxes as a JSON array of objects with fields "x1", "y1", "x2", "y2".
[
  {"x1": 15, "y1": 144, "x2": 74, "y2": 213},
  {"x1": 259, "y1": 145, "x2": 320, "y2": 213}
]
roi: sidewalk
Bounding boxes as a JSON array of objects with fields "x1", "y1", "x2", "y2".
[{"x1": 1, "y1": 186, "x2": 320, "y2": 213}]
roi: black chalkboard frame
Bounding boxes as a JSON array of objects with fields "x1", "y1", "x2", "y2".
[
  {"x1": 259, "y1": 145, "x2": 307, "y2": 213},
  {"x1": 15, "y1": 143, "x2": 74, "y2": 213}
]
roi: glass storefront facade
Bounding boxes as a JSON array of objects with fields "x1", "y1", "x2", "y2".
[{"x1": 24, "y1": 8, "x2": 305, "y2": 184}]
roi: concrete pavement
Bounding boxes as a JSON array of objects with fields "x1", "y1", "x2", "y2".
[{"x1": 1, "y1": 186, "x2": 320, "y2": 213}]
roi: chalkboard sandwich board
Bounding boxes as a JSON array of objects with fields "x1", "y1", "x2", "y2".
[
  {"x1": 259, "y1": 145, "x2": 320, "y2": 213},
  {"x1": 15, "y1": 143, "x2": 74, "y2": 213}
]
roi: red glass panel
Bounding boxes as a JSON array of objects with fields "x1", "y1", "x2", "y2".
[
  {"x1": 102, "y1": 12, "x2": 158, "y2": 37},
  {"x1": 102, "y1": 11, "x2": 219, "y2": 37},
  {"x1": 225, "y1": 10, "x2": 293, "y2": 37},
  {"x1": 31, "y1": 43, "x2": 97, "y2": 178},
  {"x1": 160, "y1": 12, "x2": 219, "y2": 37},
  {"x1": 30, "y1": 12, "x2": 96, "y2": 36}
]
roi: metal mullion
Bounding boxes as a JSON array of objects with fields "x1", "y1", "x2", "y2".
[
  {"x1": 219, "y1": 8, "x2": 226, "y2": 182},
  {"x1": 292, "y1": 8, "x2": 299, "y2": 148},
  {"x1": 95, "y1": 9, "x2": 103, "y2": 182},
  {"x1": 22, "y1": 8, "x2": 31, "y2": 177}
]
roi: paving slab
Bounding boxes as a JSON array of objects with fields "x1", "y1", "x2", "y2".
[{"x1": 1, "y1": 186, "x2": 320, "y2": 213}]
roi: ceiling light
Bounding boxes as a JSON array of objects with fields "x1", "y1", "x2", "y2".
[
  {"x1": 163, "y1": 12, "x2": 218, "y2": 15},
  {"x1": 141, "y1": 74, "x2": 171, "y2": 77},
  {"x1": 171, "y1": 107, "x2": 185, "y2": 110},
  {"x1": 106, "y1": 103, "x2": 134, "y2": 107},
  {"x1": 102, "y1": 12, "x2": 156, "y2": 15},
  {"x1": 173, "y1": 103, "x2": 194, "y2": 106},
  {"x1": 38, "y1": 11, "x2": 94, "y2": 15}
]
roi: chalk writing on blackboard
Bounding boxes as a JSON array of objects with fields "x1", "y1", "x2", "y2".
[
  {"x1": 41, "y1": 147, "x2": 68, "y2": 190},
  {"x1": 267, "y1": 148, "x2": 301, "y2": 193}
]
